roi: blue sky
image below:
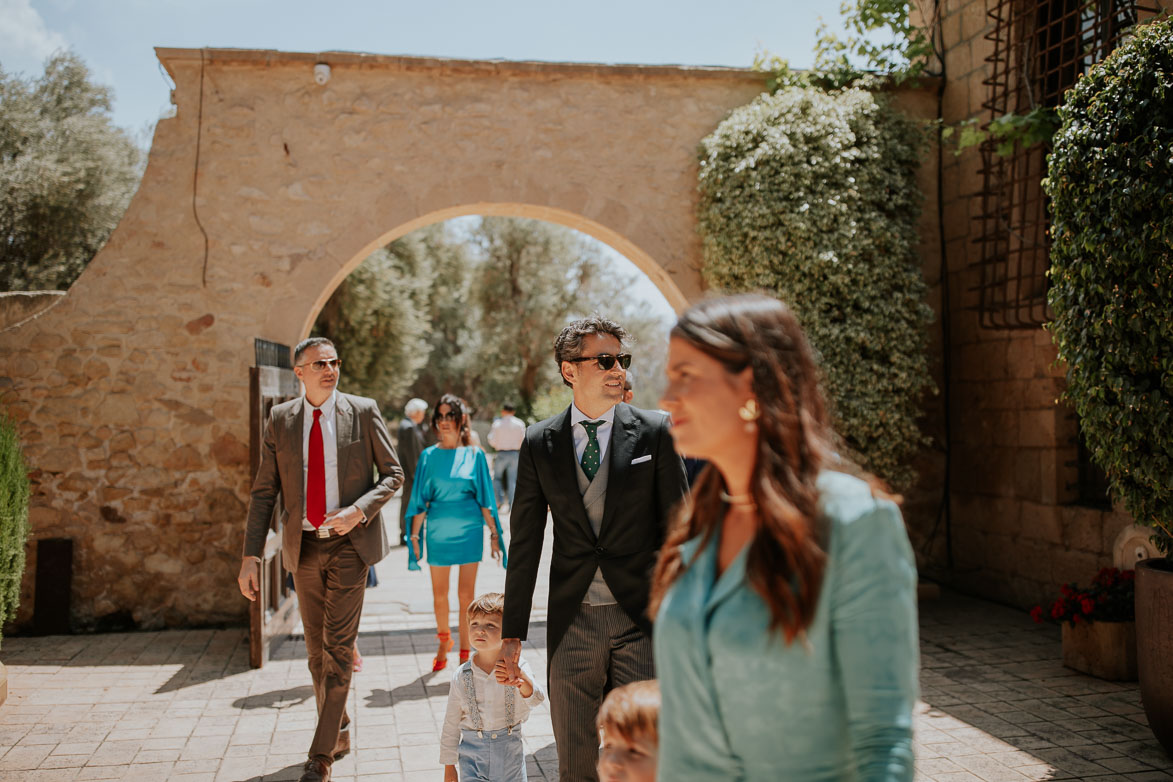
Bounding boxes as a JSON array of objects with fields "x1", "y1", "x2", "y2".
[
  {"x1": 1, "y1": 0, "x2": 846, "y2": 317},
  {"x1": 2, "y1": 0, "x2": 846, "y2": 134}
]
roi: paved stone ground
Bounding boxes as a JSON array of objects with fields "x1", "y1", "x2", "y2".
[{"x1": 1, "y1": 507, "x2": 1170, "y2": 781}]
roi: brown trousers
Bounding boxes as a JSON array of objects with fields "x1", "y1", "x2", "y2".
[{"x1": 293, "y1": 533, "x2": 368, "y2": 760}]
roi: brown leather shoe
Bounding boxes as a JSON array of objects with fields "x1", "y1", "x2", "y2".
[
  {"x1": 332, "y1": 730, "x2": 350, "y2": 760},
  {"x1": 298, "y1": 755, "x2": 332, "y2": 782}
]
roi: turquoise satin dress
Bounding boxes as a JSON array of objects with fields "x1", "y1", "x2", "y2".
[
  {"x1": 405, "y1": 446, "x2": 506, "y2": 570},
  {"x1": 654, "y1": 471, "x2": 918, "y2": 781}
]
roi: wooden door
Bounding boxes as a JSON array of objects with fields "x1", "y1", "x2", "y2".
[{"x1": 247, "y1": 359, "x2": 301, "y2": 669}]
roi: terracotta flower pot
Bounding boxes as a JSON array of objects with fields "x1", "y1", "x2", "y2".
[
  {"x1": 1061, "y1": 620, "x2": 1136, "y2": 681},
  {"x1": 1136, "y1": 557, "x2": 1173, "y2": 758}
]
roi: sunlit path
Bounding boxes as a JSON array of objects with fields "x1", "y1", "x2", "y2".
[{"x1": 1, "y1": 506, "x2": 1170, "y2": 780}]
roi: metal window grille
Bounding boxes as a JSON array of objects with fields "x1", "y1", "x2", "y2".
[
  {"x1": 254, "y1": 338, "x2": 292, "y2": 369},
  {"x1": 973, "y1": 0, "x2": 1151, "y2": 328}
]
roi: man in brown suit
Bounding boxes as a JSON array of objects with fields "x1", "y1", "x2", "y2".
[{"x1": 237, "y1": 337, "x2": 403, "y2": 782}]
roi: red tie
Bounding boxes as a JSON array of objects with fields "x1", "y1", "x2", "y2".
[{"x1": 307, "y1": 408, "x2": 326, "y2": 529}]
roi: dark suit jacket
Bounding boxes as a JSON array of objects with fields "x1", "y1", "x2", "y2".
[
  {"x1": 502, "y1": 403, "x2": 688, "y2": 658},
  {"x1": 396, "y1": 418, "x2": 425, "y2": 489},
  {"x1": 243, "y1": 392, "x2": 404, "y2": 571}
]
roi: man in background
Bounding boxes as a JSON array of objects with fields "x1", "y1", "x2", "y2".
[
  {"x1": 487, "y1": 402, "x2": 526, "y2": 511},
  {"x1": 396, "y1": 398, "x2": 428, "y2": 544}
]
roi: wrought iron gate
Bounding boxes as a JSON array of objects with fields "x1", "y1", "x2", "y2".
[{"x1": 247, "y1": 339, "x2": 301, "y2": 668}]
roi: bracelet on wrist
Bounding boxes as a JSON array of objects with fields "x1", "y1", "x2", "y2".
[{"x1": 410, "y1": 535, "x2": 420, "y2": 540}]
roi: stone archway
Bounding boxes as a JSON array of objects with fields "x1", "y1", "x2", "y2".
[
  {"x1": 297, "y1": 202, "x2": 689, "y2": 342},
  {"x1": 0, "y1": 48, "x2": 766, "y2": 629}
]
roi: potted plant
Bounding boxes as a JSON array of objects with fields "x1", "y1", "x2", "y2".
[
  {"x1": 1032, "y1": 568, "x2": 1137, "y2": 681},
  {"x1": 1046, "y1": 14, "x2": 1173, "y2": 755}
]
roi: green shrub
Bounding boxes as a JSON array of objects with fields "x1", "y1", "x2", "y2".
[
  {"x1": 0, "y1": 415, "x2": 30, "y2": 645},
  {"x1": 1045, "y1": 15, "x2": 1173, "y2": 552},
  {"x1": 697, "y1": 86, "x2": 935, "y2": 489}
]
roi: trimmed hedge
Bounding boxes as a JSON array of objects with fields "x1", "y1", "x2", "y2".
[
  {"x1": 0, "y1": 415, "x2": 30, "y2": 645},
  {"x1": 697, "y1": 86, "x2": 935, "y2": 489},
  {"x1": 1045, "y1": 15, "x2": 1173, "y2": 551}
]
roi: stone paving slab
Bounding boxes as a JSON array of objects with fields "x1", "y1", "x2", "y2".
[{"x1": 1, "y1": 511, "x2": 1170, "y2": 781}]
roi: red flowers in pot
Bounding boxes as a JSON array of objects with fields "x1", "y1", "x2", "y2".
[{"x1": 1031, "y1": 567, "x2": 1135, "y2": 625}]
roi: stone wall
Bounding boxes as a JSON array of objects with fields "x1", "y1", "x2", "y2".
[
  {"x1": 0, "y1": 50, "x2": 785, "y2": 630},
  {"x1": 910, "y1": 0, "x2": 1173, "y2": 608}
]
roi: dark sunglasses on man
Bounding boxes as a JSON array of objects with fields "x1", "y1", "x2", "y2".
[{"x1": 566, "y1": 353, "x2": 632, "y2": 371}]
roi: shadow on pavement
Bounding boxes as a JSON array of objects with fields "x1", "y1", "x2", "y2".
[
  {"x1": 916, "y1": 589, "x2": 1173, "y2": 780},
  {"x1": 527, "y1": 740, "x2": 558, "y2": 777},
  {"x1": 365, "y1": 671, "x2": 450, "y2": 707},
  {"x1": 239, "y1": 761, "x2": 307, "y2": 781},
  {"x1": 232, "y1": 685, "x2": 315, "y2": 711}
]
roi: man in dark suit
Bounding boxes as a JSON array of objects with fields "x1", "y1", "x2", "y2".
[
  {"x1": 237, "y1": 337, "x2": 403, "y2": 782},
  {"x1": 396, "y1": 398, "x2": 428, "y2": 544},
  {"x1": 496, "y1": 316, "x2": 687, "y2": 782}
]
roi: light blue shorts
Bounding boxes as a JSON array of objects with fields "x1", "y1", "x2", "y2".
[{"x1": 457, "y1": 727, "x2": 527, "y2": 782}]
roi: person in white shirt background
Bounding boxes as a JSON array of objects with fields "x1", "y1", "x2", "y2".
[{"x1": 487, "y1": 403, "x2": 527, "y2": 512}]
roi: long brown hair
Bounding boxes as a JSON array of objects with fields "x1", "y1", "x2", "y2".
[
  {"x1": 431, "y1": 393, "x2": 472, "y2": 447},
  {"x1": 649, "y1": 294, "x2": 832, "y2": 643}
]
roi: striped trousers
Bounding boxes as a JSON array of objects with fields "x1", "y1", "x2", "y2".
[{"x1": 549, "y1": 603, "x2": 654, "y2": 782}]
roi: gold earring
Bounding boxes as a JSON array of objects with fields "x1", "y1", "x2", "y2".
[{"x1": 738, "y1": 399, "x2": 759, "y2": 422}]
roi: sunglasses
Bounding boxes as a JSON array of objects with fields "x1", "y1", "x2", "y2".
[
  {"x1": 296, "y1": 358, "x2": 342, "y2": 372},
  {"x1": 566, "y1": 353, "x2": 632, "y2": 371},
  {"x1": 436, "y1": 410, "x2": 461, "y2": 421}
]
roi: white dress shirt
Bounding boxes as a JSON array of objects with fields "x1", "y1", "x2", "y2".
[
  {"x1": 487, "y1": 414, "x2": 526, "y2": 451},
  {"x1": 439, "y1": 655, "x2": 546, "y2": 764},
  {"x1": 569, "y1": 403, "x2": 615, "y2": 466},
  {"x1": 301, "y1": 391, "x2": 340, "y2": 531}
]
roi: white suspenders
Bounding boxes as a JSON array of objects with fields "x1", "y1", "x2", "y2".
[{"x1": 461, "y1": 663, "x2": 516, "y2": 738}]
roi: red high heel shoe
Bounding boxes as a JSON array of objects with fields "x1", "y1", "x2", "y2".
[
  {"x1": 433, "y1": 631, "x2": 454, "y2": 672},
  {"x1": 459, "y1": 648, "x2": 471, "y2": 664}
]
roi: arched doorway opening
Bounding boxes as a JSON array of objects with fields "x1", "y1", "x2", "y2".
[
  {"x1": 303, "y1": 207, "x2": 678, "y2": 423},
  {"x1": 300, "y1": 203, "x2": 687, "y2": 341},
  {"x1": 237, "y1": 209, "x2": 678, "y2": 664}
]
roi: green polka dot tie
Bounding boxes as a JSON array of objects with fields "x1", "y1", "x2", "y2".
[{"x1": 580, "y1": 420, "x2": 604, "y2": 481}]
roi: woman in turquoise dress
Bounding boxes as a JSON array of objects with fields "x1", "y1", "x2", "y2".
[
  {"x1": 407, "y1": 394, "x2": 506, "y2": 672},
  {"x1": 651, "y1": 294, "x2": 918, "y2": 781}
]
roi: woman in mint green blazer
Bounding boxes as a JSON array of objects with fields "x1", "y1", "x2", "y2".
[{"x1": 652, "y1": 294, "x2": 918, "y2": 781}]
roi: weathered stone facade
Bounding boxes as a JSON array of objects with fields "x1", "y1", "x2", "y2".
[
  {"x1": 12, "y1": 14, "x2": 1169, "y2": 631},
  {"x1": 0, "y1": 50, "x2": 785, "y2": 630},
  {"x1": 908, "y1": 0, "x2": 1173, "y2": 608}
]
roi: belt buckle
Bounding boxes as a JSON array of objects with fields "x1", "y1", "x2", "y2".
[{"x1": 316, "y1": 526, "x2": 330, "y2": 539}]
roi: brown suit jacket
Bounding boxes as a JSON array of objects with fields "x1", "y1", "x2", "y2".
[{"x1": 243, "y1": 392, "x2": 404, "y2": 571}]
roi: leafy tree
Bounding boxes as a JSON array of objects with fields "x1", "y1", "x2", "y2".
[
  {"x1": 469, "y1": 218, "x2": 673, "y2": 421},
  {"x1": 312, "y1": 217, "x2": 674, "y2": 425},
  {"x1": 0, "y1": 52, "x2": 143, "y2": 291},
  {"x1": 471, "y1": 217, "x2": 605, "y2": 417},
  {"x1": 405, "y1": 225, "x2": 484, "y2": 409},
  {"x1": 755, "y1": 0, "x2": 936, "y2": 91},
  {"x1": 812, "y1": 0, "x2": 935, "y2": 86},
  {"x1": 312, "y1": 233, "x2": 436, "y2": 411}
]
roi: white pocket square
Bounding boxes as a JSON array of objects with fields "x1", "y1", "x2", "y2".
[{"x1": 631, "y1": 455, "x2": 652, "y2": 465}]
